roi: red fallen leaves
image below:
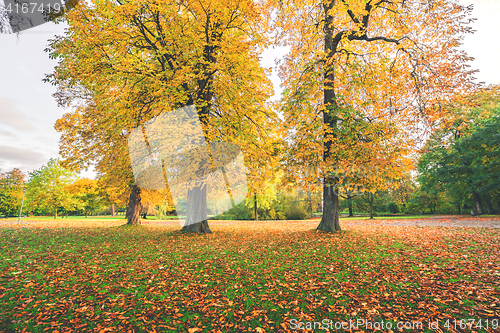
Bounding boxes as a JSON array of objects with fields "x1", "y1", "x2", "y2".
[{"x1": 1, "y1": 217, "x2": 499, "y2": 332}]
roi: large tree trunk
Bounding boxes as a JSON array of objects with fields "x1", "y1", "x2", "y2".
[
  {"x1": 473, "y1": 191, "x2": 483, "y2": 215},
  {"x1": 111, "y1": 203, "x2": 115, "y2": 217},
  {"x1": 127, "y1": 184, "x2": 142, "y2": 225},
  {"x1": 177, "y1": 22, "x2": 217, "y2": 233},
  {"x1": 317, "y1": 0, "x2": 341, "y2": 232},
  {"x1": 317, "y1": 186, "x2": 341, "y2": 232},
  {"x1": 181, "y1": 185, "x2": 212, "y2": 234}
]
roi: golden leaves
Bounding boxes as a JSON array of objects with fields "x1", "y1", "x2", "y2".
[
  {"x1": 49, "y1": 0, "x2": 279, "y2": 202},
  {"x1": 273, "y1": 0, "x2": 476, "y2": 197}
]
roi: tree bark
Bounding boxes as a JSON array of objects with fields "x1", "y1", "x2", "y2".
[
  {"x1": 308, "y1": 190, "x2": 313, "y2": 219},
  {"x1": 181, "y1": 185, "x2": 212, "y2": 234},
  {"x1": 473, "y1": 191, "x2": 483, "y2": 215},
  {"x1": 317, "y1": 186, "x2": 341, "y2": 232},
  {"x1": 457, "y1": 203, "x2": 462, "y2": 215},
  {"x1": 317, "y1": 0, "x2": 341, "y2": 232},
  {"x1": 54, "y1": 208, "x2": 57, "y2": 219},
  {"x1": 369, "y1": 193, "x2": 374, "y2": 219},
  {"x1": 254, "y1": 193, "x2": 258, "y2": 221},
  {"x1": 127, "y1": 184, "x2": 142, "y2": 224},
  {"x1": 348, "y1": 196, "x2": 353, "y2": 217},
  {"x1": 484, "y1": 196, "x2": 494, "y2": 214},
  {"x1": 111, "y1": 203, "x2": 115, "y2": 217}
]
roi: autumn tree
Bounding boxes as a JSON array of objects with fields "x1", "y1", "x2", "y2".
[
  {"x1": 273, "y1": 0, "x2": 477, "y2": 231},
  {"x1": 100, "y1": 182, "x2": 128, "y2": 217},
  {"x1": 0, "y1": 168, "x2": 26, "y2": 217},
  {"x1": 67, "y1": 178, "x2": 106, "y2": 217},
  {"x1": 47, "y1": 0, "x2": 277, "y2": 231},
  {"x1": 418, "y1": 86, "x2": 500, "y2": 215},
  {"x1": 26, "y1": 158, "x2": 79, "y2": 219}
]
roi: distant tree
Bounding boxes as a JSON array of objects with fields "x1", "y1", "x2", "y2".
[
  {"x1": 100, "y1": 182, "x2": 128, "y2": 217},
  {"x1": 139, "y1": 189, "x2": 167, "y2": 220},
  {"x1": 0, "y1": 168, "x2": 26, "y2": 217},
  {"x1": 67, "y1": 178, "x2": 105, "y2": 217},
  {"x1": 26, "y1": 158, "x2": 78, "y2": 219},
  {"x1": 47, "y1": 0, "x2": 277, "y2": 232},
  {"x1": 391, "y1": 172, "x2": 416, "y2": 210},
  {"x1": 418, "y1": 86, "x2": 500, "y2": 215},
  {"x1": 274, "y1": 0, "x2": 477, "y2": 231}
]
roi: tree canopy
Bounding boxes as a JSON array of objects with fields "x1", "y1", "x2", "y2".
[
  {"x1": 418, "y1": 86, "x2": 500, "y2": 215},
  {"x1": 26, "y1": 158, "x2": 79, "y2": 219},
  {"x1": 0, "y1": 168, "x2": 26, "y2": 217},
  {"x1": 272, "y1": 0, "x2": 477, "y2": 231},
  {"x1": 47, "y1": 0, "x2": 278, "y2": 231}
]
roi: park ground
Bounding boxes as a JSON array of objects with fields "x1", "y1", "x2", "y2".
[{"x1": 0, "y1": 216, "x2": 499, "y2": 332}]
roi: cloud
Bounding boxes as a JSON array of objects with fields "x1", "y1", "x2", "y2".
[
  {"x1": 0, "y1": 96, "x2": 35, "y2": 131},
  {"x1": 0, "y1": 144, "x2": 47, "y2": 172},
  {"x1": 0, "y1": 128, "x2": 17, "y2": 138}
]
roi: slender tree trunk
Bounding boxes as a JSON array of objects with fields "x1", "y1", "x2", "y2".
[
  {"x1": 348, "y1": 197, "x2": 353, "y2": 217},
  {"x1": 54, "y1": 208, "x2": 57, "y2": 219},
  {"x1": 181, "y1": 185, "x2": 212, "y2": 234},
  {"x1": 111, "y1": 203, "x2": 115, "y2": 217},
  {"x1": 254, "y1": 193, "x2": 258, "y2": 221},
  {"x1": 308, "y1": 190, "x2": 313, "y2": 219},
  {"x1": 317, "y1": 186, "x2": 341, "y2": 232},
  {"x1": 457, "y1": 203, "x2": 462, "y2": 215},
  {"x1": 317, "y1": 0, "x2": 341, "y2": 232},
  {"x1": 369, "y1": 193, "x2": 374, "y2": 219},
  {"x1": 473, "y1": 191, "x2": 483, "y2": 215},
  {"x1": 127, "y1": 184, "x2": 142, "y2": 225},
  {"x1": 484, "y1": 196, "x2": 494, "y2": 214}
]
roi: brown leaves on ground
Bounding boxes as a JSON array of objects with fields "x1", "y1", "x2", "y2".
[{"x1": 0, "y1": 217, "x2": 499, "y2": 332}]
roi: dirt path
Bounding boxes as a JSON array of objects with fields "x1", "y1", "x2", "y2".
[{"x1": 347, "y1": 216, "x2": 500, "y2": 228}]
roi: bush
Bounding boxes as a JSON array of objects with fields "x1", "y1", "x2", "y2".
[
  {"x1": 404, "y1": 202, "x2": 422, "y2": 214},
  {"x1": 285, "y1": 204, "x2": 308, "y2": 220},
  {"x1": 387, "y1": 202, "x2": 400, "y2": 214},
  {"x1": 213, "y1": 195, "x2": 311, "y2": 220},
  {"x1": 212, "y1": 199, "x2": 252, "y2": 220}
]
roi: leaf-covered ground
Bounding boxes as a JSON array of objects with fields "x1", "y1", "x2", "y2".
[{"x1": 0, "y1": 217, "x2": 499, "y2": 332}]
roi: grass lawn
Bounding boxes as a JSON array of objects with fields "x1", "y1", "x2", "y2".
[
  {"x1": 4, "y1": 213, "x2": 442, "y2": 221},
  {"x1": 0, "y1": 218, "x2": 499, "y2": 332}
]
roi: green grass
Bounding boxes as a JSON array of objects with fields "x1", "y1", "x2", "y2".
[
  {"x1": 0, "y1": 220, "x2": 499, "y2": 332},
  {"x1": 8, "y1": 213, "x2": 460, "y2": 221},
  {"x1": 7, "y1": 213, "x2": 497, "y2": 222}
]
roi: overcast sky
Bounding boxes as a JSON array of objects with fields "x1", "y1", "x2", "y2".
[{"x1": 0, "y1": 0, "x2": 499, "y2": 179}]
